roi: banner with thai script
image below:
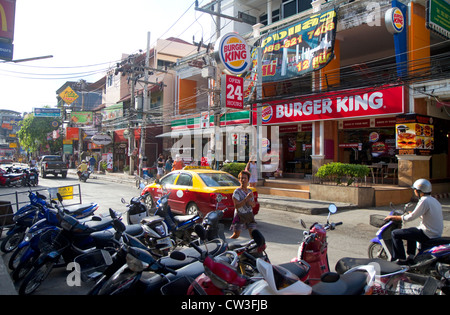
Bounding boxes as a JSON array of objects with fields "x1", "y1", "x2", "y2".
[
  {"x1": 252, "y1": 85, "x2": 404, "y2": 125},
  {"x1": 256, "y1": 8, "x2": 337, "y2": 82}
]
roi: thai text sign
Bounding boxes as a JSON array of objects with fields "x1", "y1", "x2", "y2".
[
  {"x1": 59, "y1": 86, "x2": 79, "y2": 105},
  {"x1": 257, "y1": 8, "x2": 337, "y2": 82},
  {"x1": 252, "y1": 85, "x2": 404, "y2": 125}
]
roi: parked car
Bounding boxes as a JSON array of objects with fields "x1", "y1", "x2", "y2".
[
  {"x1": 141, "y1": 166, "x2": 259, "y2": 218},
  {"x1": 38, "y1": 155, "x2": 69, "y2": 178}
]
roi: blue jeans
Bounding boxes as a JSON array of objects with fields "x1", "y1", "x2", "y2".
[{"x1": 391, "y1": 227, "x2": 429, "y2": 260}]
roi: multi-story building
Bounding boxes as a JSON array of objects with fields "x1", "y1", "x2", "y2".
[
  {"x1": 0, "y1": 109, "x2": 22, "y2": 161},
  {"x1": 169, "y1": 0, "x2": 450, "y2": 195}
]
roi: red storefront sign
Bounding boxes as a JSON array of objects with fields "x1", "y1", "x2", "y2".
[{"x1": 252, "y1": 85, "x2": 404, "y2": 125}]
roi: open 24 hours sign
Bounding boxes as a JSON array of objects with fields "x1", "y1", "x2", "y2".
[{"x1": 252, "y1": 85, "x2": 404, "y2": 125}]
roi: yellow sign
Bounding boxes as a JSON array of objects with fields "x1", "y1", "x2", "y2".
[
  {"x1": 57, "y1": 186, "x2": 74, "y2": 200},
  {"x1": 59, "y1": 86, "x2": 79, "y2": 105}
]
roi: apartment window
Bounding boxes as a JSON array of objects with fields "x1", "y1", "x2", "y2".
[
  {"x1": 282, "y1": 0, "x2": 312, "y2": 19},
  {"x1": 260, "y1": 9, "x2": 280, "y2": 26}
]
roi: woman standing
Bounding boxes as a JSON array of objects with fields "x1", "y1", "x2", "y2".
[
  {"x1": 246, "y1": 158, "x2": 258, "y2": 188},
  {"x1": 231, "y1": 170, "x2": 256, "y2": 239}
]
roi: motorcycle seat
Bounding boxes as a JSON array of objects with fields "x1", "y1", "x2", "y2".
[
  {"x1": 63, "y1": 203, "x2": 96, "y2": 216},
  {"x1": 278, "y1": 261, "x2": 310, "y2": 279},
  {"x1": 335, "y1": 257, "x2": 405, "y2": 276},
  {"x1": 125, "y1": 224, "x2": 144, "y2": 237},
  {"x1": 141, "y1": 216, "x2": 164, "y2": 224},
  {"x1": 420, "y1": 237, "x2": 450, "y2": 251},
  {"x1": 173, "y1": 214, "x2": 198, "y2": 223},
  {"x1": 84, "y1": 218, "x2": 114, "y2": 231},
  {"x1": 159, "y1": 239, "x2": 225, "y2": 270},
  {"x1": 312, "y1": 271, "x2": 368, "y2": 295}
]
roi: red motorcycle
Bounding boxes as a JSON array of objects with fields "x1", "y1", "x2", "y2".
[{"x1": 290, "y1": 204, "x2": 341, "y2": 284}]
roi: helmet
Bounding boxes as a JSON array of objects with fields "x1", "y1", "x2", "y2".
[{"x1": 412, "y1": 179, "x2": 432, "y2": 193}]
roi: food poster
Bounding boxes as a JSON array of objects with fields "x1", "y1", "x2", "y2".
[{"x1": 396, "y1": 122, "x2": 434, "y2": 155}]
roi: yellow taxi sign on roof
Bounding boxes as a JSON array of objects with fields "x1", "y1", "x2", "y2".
[{"x1": 183, "y1": 166, "x2": 212, "y2": 170}]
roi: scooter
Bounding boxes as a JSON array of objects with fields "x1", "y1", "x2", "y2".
[
  {"x1": 18, "y1": 194, "x2": 123, "y2": 295},
  {"x1": 290, "y1": 203, "x2": 342, "y2": 285},
  {"x1": 369, "y1": 202, "x2": 450, "y2": 280},
  {"x1": 77, "y1": 170, "x2": 91, "y2": 182},
  {"x1": 153, "y1": 191, "x2": 201, "y2": 248}
]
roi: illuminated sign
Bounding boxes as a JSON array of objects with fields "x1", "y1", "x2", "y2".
[
  {"x1": 214, "y1": 32, "x2": 250, "y2": 75},
  {"x1": 385, "y1": 7, "x2": 405, "y2": 34},
  {"x1": 0, "y1": 0, "x2": 16, "y2": 40}
]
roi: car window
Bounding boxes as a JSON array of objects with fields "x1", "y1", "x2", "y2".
[
  {"x1": 198, "y1": 173, "x2": 240, "y2": 187},
  {"x1": 159, "y1": 173, "x2": 178, "y2": 186},
  {"x1": 175, "y1": 173, "x2": 193, "y2": 186}
]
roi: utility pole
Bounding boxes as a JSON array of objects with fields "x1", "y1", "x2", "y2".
[{"x1": 139, "y1": 32, "x2": 151, "y2": 176}]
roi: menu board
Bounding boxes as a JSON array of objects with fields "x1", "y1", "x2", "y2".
[{"x1": 396, "y1": 114, "x2": 434, "y2": 155}]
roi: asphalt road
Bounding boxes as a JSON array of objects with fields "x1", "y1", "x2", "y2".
[{"x1": 1, "y1": 172, "x2": 449, "y2": 295}]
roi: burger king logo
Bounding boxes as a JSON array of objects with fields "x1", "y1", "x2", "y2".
[
  {"x1": 385, "y1": 7, "x2": 405, "y2": 34},
  {"x1": 215, "y1": 33, "x2": 250, "y2": 75},
  {"x1": 261, "y1": 105, "x2": 273, "y2": 123}
]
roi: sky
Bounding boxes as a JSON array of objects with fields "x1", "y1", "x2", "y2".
[{"x1": 0, "y1": 0, "x2": 213, "y2": 114}]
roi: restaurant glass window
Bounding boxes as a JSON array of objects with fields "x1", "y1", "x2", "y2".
[{"x1": 280, "y1": 124, "x2": 312, "y2": 174}]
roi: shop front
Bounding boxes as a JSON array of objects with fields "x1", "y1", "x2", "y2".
[{"x1": 253, "y1": 85, "x2": 406, "y2": 179}]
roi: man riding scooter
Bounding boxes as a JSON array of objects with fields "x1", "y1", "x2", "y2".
[
  {"x1": 384, "y1": 178, "x2": 444, "y2": 265},
  {"x1": 77, "y1": 160, "x2": 90, "y2": 181}
]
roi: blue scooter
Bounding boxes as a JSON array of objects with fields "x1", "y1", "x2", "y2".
[
  {"x1": 9, "y1": 201, "x2": 100, "y2": 281},
  {"x1": 153, "y1": 191, "x2": 201, "y2": 248}
]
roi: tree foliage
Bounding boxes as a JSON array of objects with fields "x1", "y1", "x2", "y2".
[{"x1": 18, "y1": 114, "x2": 63, "y2": 154}]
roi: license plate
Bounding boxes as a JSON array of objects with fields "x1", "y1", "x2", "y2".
[{"x1": 55, "y1": 170, "x2": 61, "y2": 173}]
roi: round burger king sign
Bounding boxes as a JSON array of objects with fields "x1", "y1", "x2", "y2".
[
  {"x1": 385, "y1": 7, "x2": 405, "y2": 34},
  {"x1": 215, "y1": 33, "x2": 250, "y2": 75}
]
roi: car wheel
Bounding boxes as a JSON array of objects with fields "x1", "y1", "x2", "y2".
[{"x1": 186, "y1": 202, "x2": 200, "y2": 216}]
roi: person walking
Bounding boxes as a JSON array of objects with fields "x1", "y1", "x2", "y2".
[
  {"x1": 165, "y1": 156, "x2": 173, "y2": 174},
  {"x1": 157, "y1": 153, "x2": 165, "y2": 179},
  {"x1": 246, "y1": 158, "x2": 258, "y2": 188},
  {"x1": 231, "y1": 170, "x2": 257, "y2": 239},
  {"x1": 172, "y1": 154, "x2": 185, "y2": 171}
]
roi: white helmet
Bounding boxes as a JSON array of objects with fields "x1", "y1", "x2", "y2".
[{"x1": 412, "y1": 179, "x2": 432, "y2": 193}]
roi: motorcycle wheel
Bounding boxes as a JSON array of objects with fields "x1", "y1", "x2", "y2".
[
  {"x1": 12, "y1": 253, "x2": 37, "y2": 281},
  {"x1": 1, "y1": 231, "x2": 25, "y2": 253},
  {"x1": 8, "y1": 244, "x2": 29, "y2": 270},
  {"x1": 19, "y1": 259, "x2": 56, "y2": 295},
  {"x1": 368, "y1": 242, "x2": 388, "y2": 260}
]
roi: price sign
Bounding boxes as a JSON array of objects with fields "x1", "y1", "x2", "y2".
[{"x1": 222, "y1": 74, "x2": 244, "y2": 109}]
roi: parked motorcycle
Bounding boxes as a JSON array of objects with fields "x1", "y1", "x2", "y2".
[
  {"x1": 153, "y1": 191, "x2": 201, "y2": 248},
  {"x1": 290, "y1": 203, "x2": 342, "y2": 285},
  {"x1": 92, "y1": 224, "x2": 227, "y2": 295},
  {"x1": 9, "y1": 199, "x2": 101, "y2": 281},
  {"x1": 178, "y1": 228, "x2": 270, "y2": 295},
  {"x1": 369, "y1": 202, "x2": 450, "y2": 288},
  {"x1": 18, "y1": 194, "x2": 120, "y2": 295}
]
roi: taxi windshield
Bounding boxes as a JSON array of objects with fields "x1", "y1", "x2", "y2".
[{"x1": 198, "y1": 173, "x2": 240, "y2": 187}]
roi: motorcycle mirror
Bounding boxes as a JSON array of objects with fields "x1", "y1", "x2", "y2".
[
  {"x1": 328, "y1": 204, "x2": 337, "y2": 214},
  {"x1": 216, "y1": 194, "x2": 223, "y2": 203},
  {"x1": 91, "y1": 216, "x2": 102, "y2": 221},
  {"x1": 57, "y1": 193, "x2": 63, "y2": 203},
  {"x1": 121, "y1": 198, "x2": 126, "y2": 204},
  {"x1": 251, "y1": 229, "x2": 265, "y2": 247},
  {"x1": 109, "y1": 208, "x2": 117, "y2": 219},
  {"x1": 169, "y1": 251, "x2": 186, "y2": 261},
  {"x1": 299, "y1": 219, "x2": 307, "y2": 229}
]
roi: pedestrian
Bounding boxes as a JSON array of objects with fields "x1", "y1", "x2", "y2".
[
  {"x1": 89, "y1": 156, "x2": 96, "y2": 172},
  {"x1": 165, "y1": 156, "x2": 173, "y2": 174},
  {"x1": 157, "y1": 153, "x2": 165, "y2": 179},
  {"x1": 245, "y1": 157, "x2": 258, "y2": 188},
  {"x1": 172, "y1": 154, "x2": 185, "y2": 171},
  {"x1": 385, "y1": 178, "x2": 444, "y2": 264},
  {"x1": 231, "y1": 170, "x2": 256, "y2": 239}
]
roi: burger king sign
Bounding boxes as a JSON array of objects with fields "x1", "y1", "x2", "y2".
[{"x1": 215, "y1": 33, "x2": 251, "y2": 75}]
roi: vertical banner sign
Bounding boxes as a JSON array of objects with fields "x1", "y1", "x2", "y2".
[
  {"x1": 249, "y1": 8, "x2": 337, "y2": 83},
  {"x1": 222, "y1": 74, "x2": 244, "y2": 109},
  {"x1": 0, "y1": 0, "x2": 16, "y2": 40},
  {"x1": 385, "y1": 0, "x2": 408, "y2": 77}
]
